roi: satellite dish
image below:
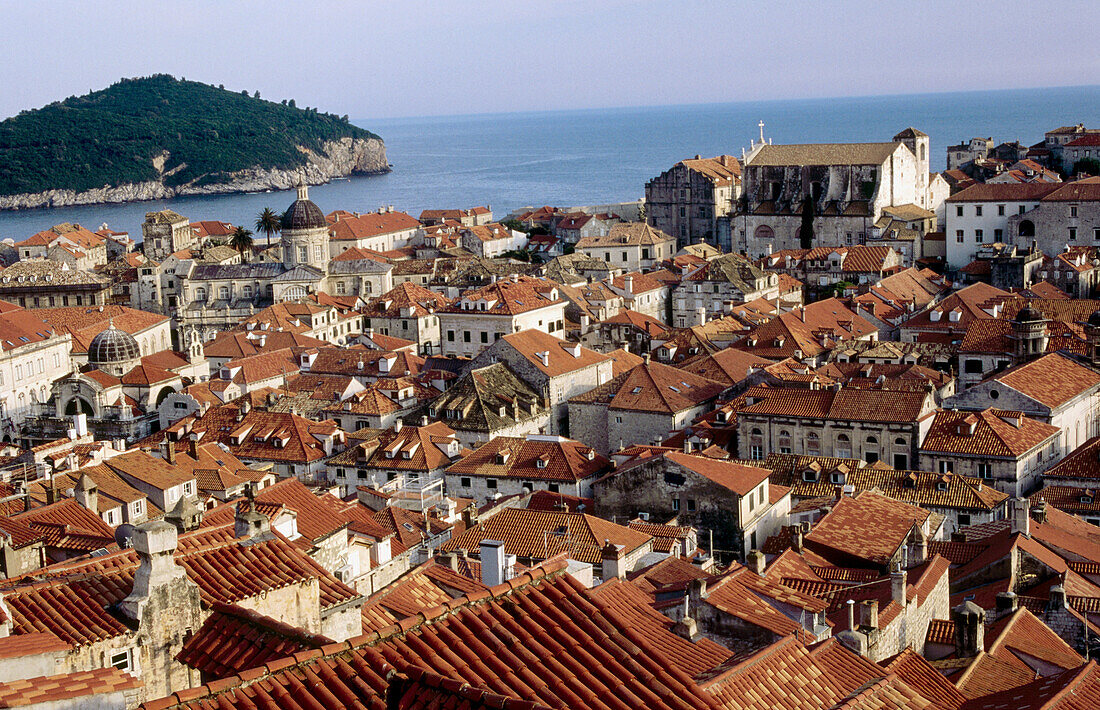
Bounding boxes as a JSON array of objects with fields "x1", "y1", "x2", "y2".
[{"x1": 114, "y1": 523, "x2": 136, "y2": 549}]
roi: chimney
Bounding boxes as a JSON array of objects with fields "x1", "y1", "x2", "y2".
[
  {"x1": 1010, "y1": 498, "x2": 1030, "y2": 537},
  {"x1": 188, "y1": 434, "x2": 199, "y2": 460},
  {"x1": 165, "y1": 441, "x2": 176, "y2": 465},
  {"x1": 1049, "y1": 584, "x2": 1068, "y2": 610},
  {"x1": 602, "y1": 539, "x2": 626, "y2": 580},
  {"x1": 687, "y1": 577, "x2": 707, "y2": 611},
  {"x1": 119, "y1": 520, "x2": 190, "y2": 621},
  {"x1": 791, "y1": 527, "x2": 804, "y2": 553},
  {"x1": 995, "y1": 591, "x2": 1018, "y2": 613},
  {"x1": 891, "y1": 568, "x2": 907, "y2": 608},
  {"x1": 746, "y1": 549, "x2": 765, "y2": 576},
  {"x1": 480, "y1": 539, "x2": 506, "y2": 587},
  {"x1": 165, "y1": 494, "x2": 204, "y2": 533},
  {"x1": 234, "y1": 484, "x2": 270, "y2": 539},
  {"x1": 846, "y1": 598, "x2": 857, "y2": 632},
  {"x1": 73, "y1": 474, "x2": 98, "y2": 514},
  {"x1": 1031, "y1": 499, "x2": 1048, "y2": 525},
  {"x1": 859, "y1": 599, "x2": 879, "y2": 629},
  {"x1": 624, "y1": 275, "x2": 634, "y2": 295},
  {"x1": 952, "y1": 601, "x2": 985, "y2": 658},
  {"x1": 73, "y1": 413, "x2": 88, "y2": 438}
]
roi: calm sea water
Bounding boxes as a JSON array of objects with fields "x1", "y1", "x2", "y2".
[{"x1": 1, "y1": 85, "x2": 1098, "y2": 241}]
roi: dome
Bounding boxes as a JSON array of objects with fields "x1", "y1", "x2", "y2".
[
  {"x1": 1014, "y1": 306, "x2": 1043, "y2": 323},
  {"x1": 88, "y1": 323, "x2": 140, "y2": 365},
  {"x1": 1088, "y1": 309, "x2": 1100, "y2": 328},
  {"x1": 281, "y1": 184, "x2": 326, "y2": 230}
]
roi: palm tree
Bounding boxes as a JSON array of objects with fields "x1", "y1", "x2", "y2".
[
  {"x1": 230, "y1": 226, "x2": 254, "y2": 261},
  {"x1": 254, "y1": 207, "x2": 281, "y2": 249}
]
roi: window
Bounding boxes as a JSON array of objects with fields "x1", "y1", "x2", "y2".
[
  {"x1": 750, "y1": 445, "x2": 763, "y2": 460},
  {"x1": 998, "y1": 204, "x2": 1005, "y2": 216},
  {"x1": 956, "y1": 230, "x2": 964, "y2": 243},
  {"x1": 994, "y1": 229, "x2": 1003, "y2": 240},
  {"x1": 174, "y1": 401, "x2": 188, "y2": 409},
  {"x1": 956, "y1": 205, "x2": 964, "y2": 217},
  {"x1": 893, "y1": 453, "x2": 908, "y2": 469},
  {"x1": 938, "y1": 460, "x2": 952, "y2": 474},
  {"x1": 1070, "y1": 228, "x2": 1077, "y2": 241},
  {"x1": 975, "y1": 206, "x2": 982, "y2": 216},
  {"x1": 977, "y1": 463, "x2": 993, "y2": 480},
  {"x1": 548, "y1": 483, "x2": 559, "y2": 493},
  {"x1": 974, "y1": 229, "x2": 983, "y2": 243},
  {"x1": 1071, "y1": 206, "x2": 1078, "y2": 218},
  {"x1": 486, "y1": 479, "x2": 497, "y2": 490},
  {"x1": 686, "y1": 499, "x2": 696, "y2": 512},
  {"x1": 218, "y1": 286, "x2": 229, "y2": 300},
  {"x1": 621, "y1": 251, "x2": 628, "y2": 262},
  {"x1": 447, "y1": 330, "x2": 455, "y2": 342},
  {"x1": 835, "y1": 434, "x2": 851, "y2": 459},
  {"x1": 110, "y1": 649, "x2": 132, "y2": 673},
  {"x1": 615, "y1": 415, "x2": 623, "y2": 423},
  {"x1": 184, "y1": 482, "x2": 193, "y2": 496},
  {"x1": 964, "y1": 359, "x2": 984, "y2": 374},
  {"x1": 807, "y1": 432, "x2": 820, "y2": 455},
  {"x1": 463, "y1": 331, "x2": 471, "y2": 343},
  {"x1": 778, "y1": 430, "x2": 792, "y2": 454},
  {"x1": 672, "y1": 498, "x2": 680, "y2": 511},
  {"x1": 642, "y1": 248, "x2": 650, "y2": 260},
  {"x1": 298, "y1": 246, "x2": 308, "y2": 262},
  {"x1": 460, "y1": 477, "x2": 471, "y2": 488},
  {"x1": 480, "y1": 331, "x2": 488, "y2": 344},
  {"x1": 242, "y1": 284, "x2": 253, "y2": 298},
  {"x1": 958, "y1": 514, "x2": 971, "y2": 527}
]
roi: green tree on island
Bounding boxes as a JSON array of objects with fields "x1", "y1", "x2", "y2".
[
  {"x1": 230, "y1": 226, "x2": 254, "y2": 260},
  {"x1": 254, "y1": 207, "x2": 282, "y2": 248},
  {"x1": 799, "y1": 195, "x2": 815, "y2": 250}
]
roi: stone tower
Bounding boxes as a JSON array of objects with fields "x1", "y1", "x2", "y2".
[
  {"x1": 1087, "y1": 309, "x2": 1100, "y2": 366},
  {"x1": 894, "y1": 127, "x2": 930, "y2": 207},
  {"x1": 1009, "y1": 306, "x2": 1048, "y2": 362},
  {"x1": 280, "y1": 182, "x2": 330, "y2": 271}
]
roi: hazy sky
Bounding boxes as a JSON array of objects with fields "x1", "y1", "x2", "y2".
[{"x1": 2, "y1": 1, "x2": 1098, "y2": 121}]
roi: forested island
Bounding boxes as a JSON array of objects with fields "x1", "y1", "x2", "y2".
[{"x1": 0, "y1": 75, "x2": 388, "y2": 209}]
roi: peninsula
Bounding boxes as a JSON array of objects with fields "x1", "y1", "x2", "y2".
[{"x1": 0, "y1": 74, "x2": 389, "y2": 210}]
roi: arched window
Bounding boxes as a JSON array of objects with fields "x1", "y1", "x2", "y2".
[
  {"x1": 1019, "y1": 220, "x2": 1035, "y2": 238},
  {"x1": 807, "y1": 432, "x2": 820, "y2": 455},
  {"x1": 754, "y1": 225, "x2": 774, "y2": 241},
  {"x1": 242, "y1": 284, "x2": 253, "y2": 299},
  {"x1": 835, "y1": 434, "x2": 851, "y2": 459},
  {"x1": 749, "y1": 428, "x2": 764, "y2": 460},
  {"x1": 778, "y1": 430, "x2": 792, "y2": 454},
  {"x1": 865, "y1": 436, "x2": 880, "y2": 464},
  {"x1": 920, "y1": 143, "x2": 926, "y2": 161},
  {"x1": 194, "y1": 287, "x2": 207, "y2": 302},
  {"x1": 218, "y1": 286, "x2": 230, "y2": 301}
]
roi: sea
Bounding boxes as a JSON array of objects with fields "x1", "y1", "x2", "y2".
[{"x1": 1, "y1": 85, "x2": 1099, "y2": 241}]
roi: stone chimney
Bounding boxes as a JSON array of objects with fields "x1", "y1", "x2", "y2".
[
  {"x1": 746, "y1": 549, "x2": 766, "y2": 576},
  {"x1": 891, "y1": 568, "x2": 907, "y2": 608},
  {"x1": 73, "y1": 474, "x2": 98, "y2": 514},
  {"x1": 1031, "y1": 499, "x2": 1048, "y2": 525},
  {"x1": 1010, "y1": 498, "x2": 1030, "y2": 537},
  {"x1": 165, "y1": 494, "x2": 204, "y2": 533},
  {"x1": 165, "y1": 441, "x2": 176, "y2": 465},
  {"x1": 120, "y1": 520, "x2": 192, "y2": 621},
  {"x1": 859, "y1": 600, "x2": 879, "y2": 629},
  {"x1": 624, "y1": 275, "x2": 634, "y2": 295},
  {"x1": 234, "y1": 484, "x2": 270, "y2": 539},
  {"x1": 602, "y1": 539, "x2": 626, "y2": 581},
  {"x1": 480, "y1": 539, "x2": 506, "y2": 587},
  {"x1": 952, "y1": 601, "x2": 985, "y2": 658},
  {"x1": 995, "y1": 591, "x2": 1018, "y2": 613},
  {"x1": 1049, "y1": 584, "x2": 1068, "y2": 610}
]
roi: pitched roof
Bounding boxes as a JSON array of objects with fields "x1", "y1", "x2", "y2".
[
  {"x1": 946, "y1": 182, "x2": 1063, "y2": 202},
  {"x1": 442, "y1": 507, "x2": 651, "y2": 565},
  {"x1": 955, "y1": 662, "x2": 1100, "y2": 710},
  {"x1": 364, "y1": 281, "x2": 449, "y2": 318},
  {"x1": 734, "y1": 298, "x2": 878, "y2": 358},
  {"x1": 919, "y1": 408, "x2": 1060, "y2": 458},
  {"x1": 446, "y1": 435, "x2": 609, "y2": 483},
  {"x1": 738, "y1": 385, "x2": 932, "y2": 424},
  {"x1": 750, "y1": 142, "x2": 902, "y2": 167},
  {"x1": 663, "y1": 451, "x2": 771, "y2": 496},
  {"x1": 576, "y1": 222, "x2": 675, "y2": 248},
  {"x1": 569, "y1": 360, "x2": 725, "y2": 414},
  {"x1": 0, "y1": 667, "x2": 141, "y2": 707},
  {"x1": 1045, "y1": 435, "x2": 1100, "y2": 481},
  {"x1": 440, "y1": 276, "x2": 563, "y2": 316},
  {"x1": 329, "y1": 211, "x2": 420, "y2": 240},
  {"x1": 498, "y1": 329, "x2": 611, "y2": 376},
  {"x1": 679, "y1": 347, "x2": 773, "y2": 387},
  {"x1": 805, "y1": 491, "x2": 930, "y2": 566},
  {"x1": 989, "y1": 352, "x2": 1100, "y2": 409}
]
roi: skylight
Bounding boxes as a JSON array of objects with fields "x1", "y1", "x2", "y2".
[{"x1": 631, "y1": 387, "x2": 642, "y2": 394}]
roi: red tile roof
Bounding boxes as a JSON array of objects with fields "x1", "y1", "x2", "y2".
[
  {"x1": 662, "y1": 451, "x2": 771, "y2": 496},
  {"x1": 990, "y1": 352, "x2": 1100, "y2": 409},
  {"x1": 805, "y1": 491, "x2": 930, "y2": 567},
  {"x1": 0, "y1": 666, "x2": 141, "y2": 707},
  {"x1": 919, "y1": 408, "x2": 1060, "y2": 458},
  {"x1": 176, "y1": 601, "x2": 333, "y2": 680},
  {"x1": 569, "y1": 360, "x2": 725, "y2": 414},
  {"x1": 447, "y1": 435, "x2": 609, "y2": 483},
  {"x1": 329, "y1": 211, "x2": 421, "y2": 240}
]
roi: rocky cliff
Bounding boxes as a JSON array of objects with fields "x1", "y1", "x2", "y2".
[{"x1": 0, "y1": 136, "x2": 389, "y2": 210}]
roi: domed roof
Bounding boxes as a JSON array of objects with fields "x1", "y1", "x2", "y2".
[
  {"x1": 1014, "y1": 306, "x2": 1044, "y2": 323},
  {"x1": 281, "y1": 184, "x2": 327, "y2": 231},
  {"x1": 1089, "y1": 309, "x2": 1100, "y2": 328},
  {"x1": 88, "y1": 322, "x2": 140, "y2": 365}
]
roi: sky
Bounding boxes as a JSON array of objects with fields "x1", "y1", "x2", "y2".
[{"x1": 1, "y1": 1, "x2": 1099, "y2": 122}]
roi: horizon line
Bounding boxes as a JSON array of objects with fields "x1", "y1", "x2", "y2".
[{"x1": 355, "y1": 83, "x2": 1100, "y2": 125}]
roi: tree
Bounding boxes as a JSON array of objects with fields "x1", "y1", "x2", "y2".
[
  {"x1": 230, "y1": 226, "x2": 254, "y2": 260},
  {"x1": 799, "y1": 196, "x2": 815, "y2": 250},
  {"x1": 253, "y1": 90, "x2": 261, "y2": 99},
  {"x1": 1074, "y1": 158, "x2": 1100, "y2": 177},
  {"x1": 254, "y1": 207, "x2": 281, "y2": 248}
]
